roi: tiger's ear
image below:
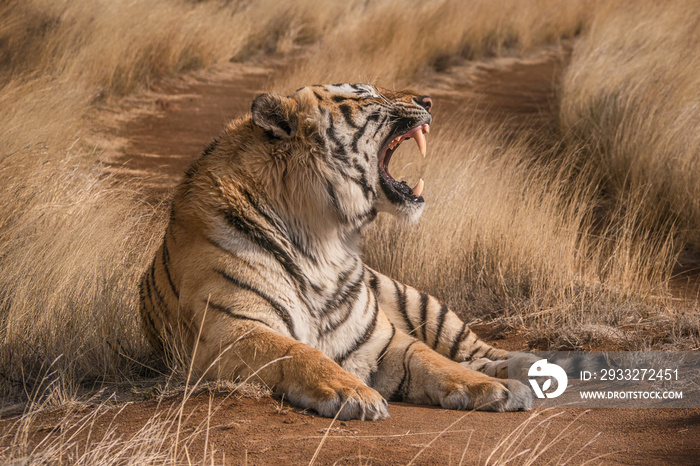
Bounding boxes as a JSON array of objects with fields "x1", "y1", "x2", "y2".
[{"x1": 251, "y1": 93, "x2": 298, "y2": 138}]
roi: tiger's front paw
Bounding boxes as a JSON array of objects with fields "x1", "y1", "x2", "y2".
[
  {"x1": 287, "y1": 370, "x2": 388, "y2": 420},
  {"x1": 311, "y1": 382, "x2": 389, "y2": 421},
  {"x1": 440, "y1": 376, "x2": 533, "y2": 412}
]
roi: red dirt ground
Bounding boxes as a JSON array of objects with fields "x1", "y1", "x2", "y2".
[
  {"x1": 77, "y1": 53, "x2": 700, "y2": 464},
  {"x1": 13, "y1": 394, "x2": 699, "y2": 465}
]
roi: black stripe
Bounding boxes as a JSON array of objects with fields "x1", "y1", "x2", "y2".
[
  {"x1": 326, "y1": 266, "x2": 363, "y2": 314},
  {"x1": 449, "y1": 323, "x2": 468, "y2": 360},
  {"x1": 377, "y1": 324, "x2": 396, "y2": 364},
  {"x1": 142, "y1": 269, "x2": 159, "y2": 321},
  {"x1": 322, "y1": 294, "x2": 361, "y2": 336},
  {"x1": 150, "y1": 260, "x2": 197, "y2": 340},
  {"x1": 357, "y1": 207, "x2": 377, "y2": 227},
  {"x1": 331, "y1": 95, "x2": 361, "y2": 102},
  {"x1": 372, "y1": 114, "x2": 389, "y2": 138},
  {"x1": 242, "y1": 189, "x2": 287, "y2": 233},
  {"x1": 142, "y1": 312, "x2": 163, "y2": 351},
  {"x1": 432, "y1": 304, "x2": 449, "y2": 350},
  {"x1": 201, "y1": 138, "x2": 219, "y2": 158},
  {"x1": 351, "y1": 120, "x2": 369, "y2": 153},
  {"x1": 389, "y1": 340, "x2": 419, "y2": 402},
  {"x1": 215, "y1": 269, "x2": 297, "y2": 339},
  {"x1": 242, "y1": 189, "x2": 316, "y2": 262},
  {"x1": 368, "y1": 324, "x2": 396, "y2": 388},
  {"x1": 168, "y1": 204, "x2": 177, "y2": 227},
  {"x1": 325, "y1": 177, "x2": 376, "y2": 227},
  {"x1": 329, "y1": 260, "x2": 358, "y2": 301},
  {"x1": 320, "y1": 276, "x2": 365, "y2": 337},
  {"x1": 325, "y1": 180, "x2": 344, "y2": 222},
  {"x1": 151, "y1": 258, "x2": 201, "y2": 342},
  {"x1": 222, "y1": 208, "x2": 306, "y2": 293},
  {"x1": 313, "y1": 91, "x2": 325, "y2": 101},
  {"x1": 351, "y1": 159, "x2": 375, "y2": 199},
  {"x1": 147, "y1": 262, "x2": 168, "y2": 321},
  {"x1": 185, "y1": 138, "x2": 219, "y2": 180},
  {"x1": 418, "y1": 292, "x2": 429, "y2": 341},
  {"x1": 466, "y1": 339, "x2": 483, "y2": 361},
  {"x1": 471, "y1": 346, "x2": 489, "y2": 360},
  {"x1": 139, "y1": 279, "x2": 164, "y2": 351},
  {"x1": 138, "y1": 275, "x2": 147, "y2": 306},
  {"x1": 393, "y1": 281, "x2": 414, "y2": 334},
  {"x1": 339, "y1": 104, "x2": 359, "y2": 129},
  {"x1": 161, "y1": 235, "x2": 179, "y2": 299},
  {"x1": 310, "y1": 281, "x2": 325, "y2": 294},
  {"x1": 367, "y1": 269, "x2": 379, "y2": 294},
  {"x1": 326, "y1": 118, "x2": 347, "y2": 156},
  {"x1": 338, "y1": 167, "x2": 374, "y2": 200},
  {"x1": 208, "y1": 302, "x2": 273, "y2": 328},
  {"x1": 204, "y1": 237, "x2": 261, "y2": 275},
  {"x1": 325, "y1": 180, "x2": 367, "y2": 226},
  {"x1": 336, "y1": 293, "x2": 379, "y2": 364}
]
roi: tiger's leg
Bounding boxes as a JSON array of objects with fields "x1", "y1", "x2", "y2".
[
  {"x1": 192, "y1": 318, "x2": 388, "y2": 421},
  {"x1": 365, "y1": 266, "x2": 513, "y2": 378},
  {"x1": 369, "y1": 320, "x2": 532, "y2": 411}
]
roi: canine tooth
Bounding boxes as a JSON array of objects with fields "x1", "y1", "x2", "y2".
[
  {"x1": 424, "y1": 124, "x2": 430, "y2": 134},
  {"x1": 414, "y1": 129, "x2": 426, "y2": 157},
  {"x1": 412, "y1": 178, "x2": 424, "y2": 197}
]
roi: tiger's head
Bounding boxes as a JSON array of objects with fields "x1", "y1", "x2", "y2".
[{"x1": 248, "y1": 84, "x2": 432, "y2": 230}]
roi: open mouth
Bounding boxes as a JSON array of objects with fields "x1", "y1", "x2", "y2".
[{"x1": 378, "y1": 123, "x2": 430, "y2": 203}]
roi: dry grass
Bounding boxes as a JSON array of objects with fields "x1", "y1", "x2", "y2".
[
  {"x1": 560, "y1": 0, "x2": 700, "y2": 247},
  {"x1": 282, "y1": 0, "x2": 594, "y2": 87},
  {"x1": 0, "y1": 374, "x2": 271, "y2": 465},
  {"x1": 361, "y1": 117, "x2": 687, "y2": 350},
  {"x1": 1, "y1": 0, "x2": 700, "y2": 462}
]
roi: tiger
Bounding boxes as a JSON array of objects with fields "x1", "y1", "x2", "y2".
[{"x1": 139, "y1": 83, "x2": 532, "y2": 420}]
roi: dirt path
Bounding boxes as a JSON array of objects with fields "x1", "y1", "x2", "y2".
[
  {"x1": 15, "y1": 393, "x2": 697, "y2": 465},
  {"x1": 92, "y1": 54, "x2": 700, "y2": 464},
  {"x1": 106, "y1": 49, "x2": 566, "y2": 192},
  {"x1": 101, "y1": 63, "x2": 275, "y2": 194}
]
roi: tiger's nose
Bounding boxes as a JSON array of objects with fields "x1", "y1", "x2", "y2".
[{"x1": 414, "y1": 95, "x2": 433, "y2": 112}]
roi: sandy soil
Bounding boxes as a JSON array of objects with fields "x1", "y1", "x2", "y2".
[
  {"x1": 12, "y1": 394, "x2": 699, "y2": 465},
  {"x1": 74, "y1": 52, "x2": 700, "y2": 464}
]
